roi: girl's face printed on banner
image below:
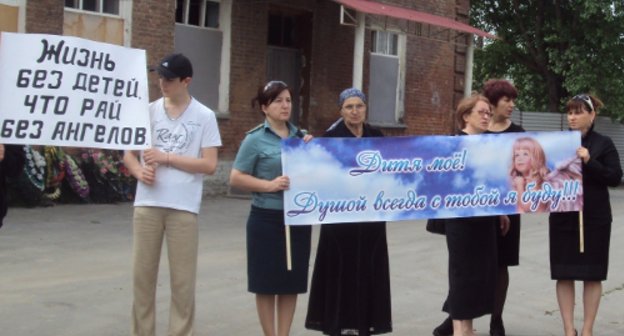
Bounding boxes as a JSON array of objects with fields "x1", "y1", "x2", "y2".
[
  {"x1": 262, "y1": 89, "x2": 292, "y2": 123},
  {"x1": 494, "y1": 96, "x2": 515, "y2": 120},
  {"x1": 513, "y1": 149, "x2": 532, "y2": 175},
  {"x1": 464, "y1": 100, "x2": 492, "y2": 134},
  {"x1": 340, "y1": 97, "x2": 367, "y2": 127}
]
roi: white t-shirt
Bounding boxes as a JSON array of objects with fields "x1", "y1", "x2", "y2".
[{"x1": 134, "y1": 97, "x2": 222, "y2": 214}]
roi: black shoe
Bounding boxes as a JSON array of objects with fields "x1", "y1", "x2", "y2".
[
  {"x1": 433, "y1": 316, "x2": 453, "y2": 336},
  {"x1": 489, "y1": 316, "x2": 506, "y2": 336}
]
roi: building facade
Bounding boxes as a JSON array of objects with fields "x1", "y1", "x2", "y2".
[{"x1": 1, "y1": 0, "x2": 479, "y2": 192}]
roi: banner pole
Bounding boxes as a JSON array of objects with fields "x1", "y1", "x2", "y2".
[
  {"x1": 285, "y1": 225, "x2": 292, "y2": 271},
  {"x1": 579, "y1": 211, "x2": 584, "y2": 253}
]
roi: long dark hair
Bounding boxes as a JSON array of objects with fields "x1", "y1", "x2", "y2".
[{"x1": 251, "y1": 80, "x2": 293, "y2": 116}]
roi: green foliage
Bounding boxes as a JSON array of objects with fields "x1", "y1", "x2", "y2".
[{"x1": 471, "y1": 0, "x2": 624, "y2": 119}]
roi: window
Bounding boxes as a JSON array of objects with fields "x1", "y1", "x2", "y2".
[
  {"x1": 65, "y1": 0, "x2": 119, "y2": 15},
  {"x1": 174, "y1": 0, "x2": 231, "y2": 113},
  {"x1": 368, "y1": 30, "x2": 406, "y2": 126},
  {"x1": 371, "y1": 31, "x2": 398, "y2": 56},
  {"x1": 176, "y1": 0, "x2": 220, "y2": 28}
]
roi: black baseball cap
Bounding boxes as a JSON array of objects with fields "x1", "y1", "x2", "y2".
[{"x1": 151, "y1": 53, "x2": 193, "y2": 79}]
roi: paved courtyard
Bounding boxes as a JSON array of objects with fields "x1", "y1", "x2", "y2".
[{"x1": 1, "y1": 189, "x2": 623, "y2": 335}]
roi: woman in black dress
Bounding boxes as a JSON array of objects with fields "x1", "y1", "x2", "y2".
[
  {"x1": 549, "y1": 94, "x2": 622, "y2": 336},
  {"x1": 434, "y1": 82, "x2": 522, "y2": 336},
  {"x1": 442, "y1": 94, "x2": 509, "y2": 336},
  {"x1": 483, "y1": 79, "x2": 523, "y2": 336},
  {"x1": 305, "y1": 88, "x2": 392, "y2": 336}
]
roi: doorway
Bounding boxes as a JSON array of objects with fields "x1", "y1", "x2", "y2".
[{"x1": 266, "y1": 6, "x2": 312, "y2": 128}]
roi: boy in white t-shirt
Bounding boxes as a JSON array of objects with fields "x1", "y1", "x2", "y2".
[{"x1": 123, "y1": 53, "x2": 222, "y2": 336}]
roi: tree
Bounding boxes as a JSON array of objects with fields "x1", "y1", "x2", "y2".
[{"x1": 471, "y1": 0, "x2": 624, "y2": 119}]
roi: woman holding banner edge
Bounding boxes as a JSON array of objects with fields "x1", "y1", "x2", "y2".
[
  {"x1": 229, "y1": 80, "x2": 312, "y2": 336},
  {"x1": 549, "y1": 94, "x2": 622, "y2": 336},
  {"x1": 305, "y1": 88, "x2": 392, "y2": 336},
  {"x1": 434, "y1": 80, "x2": 522, "y2": 336},
  {"x1": 436, "y1": 94, "x2": 510, "y2": 336}
]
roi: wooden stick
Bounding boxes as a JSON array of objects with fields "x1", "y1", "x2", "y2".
[
  {"x1": 579, "y1": 211, "x2": 584, "y2": 253},
  {"x1": 285, "y1": 225, "x2": 292, "y2": 271}
]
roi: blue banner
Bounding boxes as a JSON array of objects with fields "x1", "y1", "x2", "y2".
[{"x1": 282, "y1": 131, "x2": 583, "y2": 225}]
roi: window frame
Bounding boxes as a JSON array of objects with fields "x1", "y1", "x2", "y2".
[
  {"x1": 176, "y1": 0, "x2": 220, "y2": 29},
  {"x1": 371, "y1": 30, "x2": 399, "y2": 56},
  {"x1": 368, "y1": 28, "x2": 406, "y2": 127},
  {"x1": 64, "y1": 0, "x2": 120, "y2": 16}
]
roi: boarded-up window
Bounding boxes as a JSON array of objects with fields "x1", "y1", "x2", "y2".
[
  {"x1": 368, "y1": 30, "x2": 405, "y2": 126},
  {"x1": 0, "y1": 4, "x2": 19, "y2": 33},
  {"x1": 174, "y1": 24, "x2": 222, "y2": 110},
  {"x1": 174, "y1": 0, "x2": 224, "y2": 110},
  {"x1": 63, "y1": 10, "x2": 124, "y2": 45}
]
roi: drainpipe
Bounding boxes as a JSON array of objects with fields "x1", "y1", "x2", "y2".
[
  {"x1": 353, "y1": 11, "x2": 365, "y2": 89},
  {"x1": 463, "y1": 35, "x2": 474, "y2": 97}
]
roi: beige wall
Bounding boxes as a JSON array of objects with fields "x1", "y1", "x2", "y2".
[
  {"x1": 63, "y1": 10, "x2": 124, "y2": 45},
  {"x1": 0, "y1": 4, "x2": 18, "y2": 32}
]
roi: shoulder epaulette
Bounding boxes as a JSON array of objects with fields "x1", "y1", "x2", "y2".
[{"x1": 246, "y1": 123, "x2": 264, "y2": 134}]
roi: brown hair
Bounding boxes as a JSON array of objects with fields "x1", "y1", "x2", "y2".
[
  {"x1": 456, "y1": 94, "x2": 491, "y2": 130},
  {"x1": 565, "y1": 94, "x2": 604, "y2": 114}
]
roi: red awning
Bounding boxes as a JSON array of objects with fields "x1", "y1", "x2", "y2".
[{"x1": 334, "y1": 0, "x2": 496, "y2": 39}]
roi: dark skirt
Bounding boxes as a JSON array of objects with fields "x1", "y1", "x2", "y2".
[
  {"x1": 443, "y1": 216, "x2": 498, "y2": 320},
  {"x1": 247, "y1": 205, "x2": 312, "y2": 294},
  {"x1": 496, "y1": 214, "x2": 520, "y2": 266},
  {"x1": 549, "y1": 212, "x2": 611, "y2": 281},
  {"x1": 306, "y1": 222, "x2": 392, "y2": 335}
]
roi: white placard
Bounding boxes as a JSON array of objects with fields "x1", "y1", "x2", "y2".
[{"x1": 0, "y1": 32, "x2": 151, "y2": 150}]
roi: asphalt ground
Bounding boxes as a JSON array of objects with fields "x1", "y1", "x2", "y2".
[{"x1": 1, "y1": 189, "x2": 623, "y2": 336}]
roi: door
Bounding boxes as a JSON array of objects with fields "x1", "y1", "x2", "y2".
[
  {"x1": 266, "y1": 7, "x2": 312, "y2": 127},
  {"x1": 266, "y1": 46, "x2": 301, "y2": 125}
]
